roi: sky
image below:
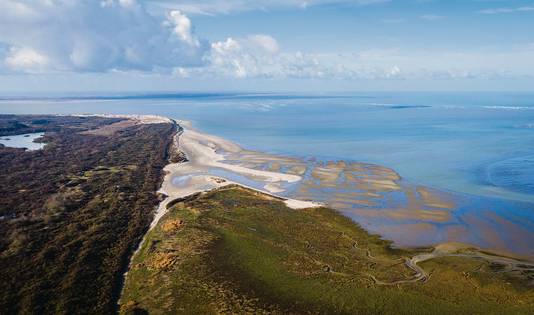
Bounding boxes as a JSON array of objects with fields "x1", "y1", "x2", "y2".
[{"x1": 0, "y1": 0, "x2": 533, "y2": 93}]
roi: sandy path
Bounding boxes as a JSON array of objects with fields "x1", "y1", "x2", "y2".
[{"x1": 366, "y1": 242, "x2": 534, "y2": 286}]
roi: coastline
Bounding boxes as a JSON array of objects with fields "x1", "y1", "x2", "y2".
[
  {"x1": 118, "y1": 117, "x2": 322, "y2": 306},
  {"x1": 117, "y1": 114, "x2": 534, "y2": 310},
  {"x1": 120, "y1": 186, "x2": 534, "y2": 314},
  {"x1": 149, "y1": 120, "x2": 324, "y2": 235},
  {"x1": 139, "y1": 116, "x2": 534, "y2": 264}
]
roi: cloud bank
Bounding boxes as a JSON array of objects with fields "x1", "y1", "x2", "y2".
[
  {"x1": 0, "y1": 0, "x2": 394, "y2": 79},
  {"x1": 0, "y1": 0, "x2": 207, "y2": 73},
  {"x1": 1, "y1": 0, "x2": 533, "y2": 83}
]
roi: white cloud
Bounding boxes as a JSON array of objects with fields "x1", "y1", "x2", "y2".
[
  {"x1": 247, "y1": 35, "x2": 280, "y2": 54},
  {"x1": 184, "y1": 37, "x2": 410, "y2": 80},
  {"x1": 5, "y1": 47, "x2": 49, "y2": 71},
  {"x1": 177, "y1": 39, "x2": 534, "y2": 81},
  {"x1": 208, "y1": 36, "x2": 276, "y2": 78},
  {"x1": 167, "y1": 10, "x2": 200, "y2": 46},
  {"x1": 478, "y1": 6, "x2": 534, "y2": 14},
  {"x1": 0, "y1": 0, "x2": 208, "y2": 73},
  {"x1": 1, "y1": 0, "x2": 533, "y2": 84}
]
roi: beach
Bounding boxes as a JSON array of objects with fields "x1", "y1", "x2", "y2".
[
  {"x1": 136, "y1": 118, "x2": 534, "y2": 262},
  {"x1": 151, "y1": 120, "x2": 321, "y2": 231}
]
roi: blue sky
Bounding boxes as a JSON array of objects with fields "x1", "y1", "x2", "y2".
[{"x1": 0, "y1": 0, "x2": 533, "y2": 92}]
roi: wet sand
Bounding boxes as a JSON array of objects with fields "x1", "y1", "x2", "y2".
[
  {"x1": 152, "y1": 121, "x2": 321, "y2": 231},
  {"x1": 101, "y1": 116, "x2": 533, "y2": 263},
  {"x1": 159, "y1": 121, "x2": 534, "y2": 262}
]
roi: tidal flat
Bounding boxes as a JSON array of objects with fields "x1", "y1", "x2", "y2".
[
  {"x1": 120, "y1": 119, "x2": 534, "y2": 314},
  {"x1": 158, "y1": 122, "x2": 534, "y2": 261}
]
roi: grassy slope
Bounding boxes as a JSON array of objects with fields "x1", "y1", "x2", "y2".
[
  {"x1": 0, "y1": 116, "x2": 176, "y2": 314},
  {"x1": 121, "y1": 186, "x2": 534, "y2": 315}
]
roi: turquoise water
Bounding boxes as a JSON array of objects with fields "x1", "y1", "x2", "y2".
[{"x1": 1, "y1": 92, "x2": 533, "y2": 203}]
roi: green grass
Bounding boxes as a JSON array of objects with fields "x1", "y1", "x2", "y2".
[{"x1": 121, "y1": 186, "x2": 534, "y2": 314}]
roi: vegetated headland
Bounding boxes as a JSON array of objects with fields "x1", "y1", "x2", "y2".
[{"x1": 121, "y1": 119, "x2": 534, "y2": 314}]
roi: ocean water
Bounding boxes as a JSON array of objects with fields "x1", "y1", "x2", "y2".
[
  {"x1": 1, "y1": 92, "x2": 534, "y2": 257},
  {"x1": 1, "y1": 92, "x2": 533, "y2": 203}
]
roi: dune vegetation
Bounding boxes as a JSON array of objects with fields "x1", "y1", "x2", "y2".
[
  {"x1": 0, "y1": 115, "x2": 176, "y2": 314},
  {"x1": 121, "y1": 185, "x2": 534, "y2": 315}
]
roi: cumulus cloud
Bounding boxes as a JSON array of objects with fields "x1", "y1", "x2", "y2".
[
  {"x1": 179, "y1": 39, "x2": 534, "y2": 81},
  {"x1": 175, "y1": 36, "x2": 408, "y2": 80},
  {"x1": 0, "y1": 0, "x2": 208, "y2": 73},
  {"x1": 208, "y1": 36, "x2": 279, "y2": 78},
  {"x1": 5, "y1": 47, "x2": 49, "y2": 70},
  {"x1": 167, "y1": 10, "x2": 199, "y2": 46}
]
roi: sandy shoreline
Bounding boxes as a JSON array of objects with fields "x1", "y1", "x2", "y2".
[
  {"x1": 118, "y1": 117, "x2": 323, "y2": 304},
  {"x1": 116, "y1": 115, "x2": 532, "y2": 263},
  {"x1": 123, "y1": 117, "x2": 322, "y2": 268},
  {"x1": 152, "y1": 120, "x2": 321, "y2": 230},
  {"x1": 116, "y1": 115, "x2": 534, "y2": 306},
  {"x1": 76, "y1": 114, "x2": 534, "y2": 265}
]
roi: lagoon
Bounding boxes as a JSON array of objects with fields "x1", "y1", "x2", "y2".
[{"x1": 0, "y1": 132, "x2": 45, "y2": 151}]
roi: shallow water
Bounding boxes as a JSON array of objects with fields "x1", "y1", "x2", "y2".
[{"x1": 0, "y1": 132, "x2": 45, "y2": 151}]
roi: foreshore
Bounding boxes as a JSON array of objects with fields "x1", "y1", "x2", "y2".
[
  {"x1": 152, "y1": 119, "x2": 322, "y2": 230},
  {"x1": 93, "y1": 114, "x2": 533, "y2": 265},
  {"x1": 158, "y1": 116, "x2": 534, "y2": 258},
  {"x1": 119, "y1": 117, "x2": 323, "y2": 305}
]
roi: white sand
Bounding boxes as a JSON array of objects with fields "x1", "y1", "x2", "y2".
[
  {"x1": 179, "y1": 128, "x2": 301, "y2": 183},
  {"x1": 150, "y1": 121, "x2": 321, "y2": 230},
  {"x1": 73, "y1": 114, "x2": 173, "y2": 124}
]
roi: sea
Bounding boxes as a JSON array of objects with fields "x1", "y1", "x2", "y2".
[{"x1": 1, "y1": 92, "x2": 533, "y2": 256}]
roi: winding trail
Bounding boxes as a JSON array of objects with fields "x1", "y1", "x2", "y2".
[{"x1": 361, "y1": 243, "x2": 534, "y2": 286}]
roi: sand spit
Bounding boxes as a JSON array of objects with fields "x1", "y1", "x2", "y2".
[
  {"x1": 152, "y1": 122, "x2": 320, "y2": 230},
  {"x1": 73, "y1": 114, "x2": 173, "y2": 125},
  {"x1": 119, "y1": 118, "x2": 534, "y2": 307}
]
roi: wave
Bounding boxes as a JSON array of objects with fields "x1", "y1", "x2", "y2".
[
  {"x1": 364, "y1": 103, "x2": 431, "y2": 109},
  {"x1": 486, "y1": 155, "x2": 534, "y2": 195},
  {"x1": 483, "y1": 105, "x2": 534, "y2": 110},
  {"x1": 519, "y1": 123, "x2": 534, "y2": 129}
]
